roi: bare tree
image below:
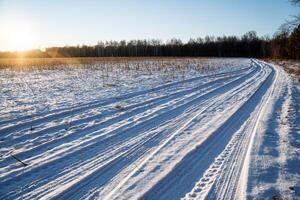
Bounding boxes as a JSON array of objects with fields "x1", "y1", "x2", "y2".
[{"x1": 281, "y1": 0, "x2": 300, "y2": 32}]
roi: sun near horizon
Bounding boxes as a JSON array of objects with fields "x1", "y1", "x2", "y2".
[{"x1": 1, "y1": 19, "x2": 38, "y2": 52}]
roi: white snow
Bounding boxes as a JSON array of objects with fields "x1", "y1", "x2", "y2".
[{"x1": 0, "y1": 58, "x2": 299, "y2": 200}]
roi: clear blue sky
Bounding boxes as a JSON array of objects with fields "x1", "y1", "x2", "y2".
[{"x1": 0, "y1": 0, "x2": 298, "y2": 51}]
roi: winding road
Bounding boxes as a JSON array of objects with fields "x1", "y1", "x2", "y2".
[{"x1": 0, "y1": 59, "x2": 293, "y2": 200}]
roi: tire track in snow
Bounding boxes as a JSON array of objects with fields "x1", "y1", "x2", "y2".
[
  {"x1": 182, "y1": 61, "x2": 278, "y2": 200},
  {"x1": 0, "y1": 67, "x2": 252, "y2": 161},
  {"x1": 138, "y1": 60, "x2": 273, "y2": 200},
  {"x1": 45, "y1": 63, "x2": 264, "y2": 200},
  {"x1": 0, "y1": 71, "x2": 243, "y2": 158},
  {"x1": 0, "y1": 63, "x2": 258, "y2": 198},
  {"x1": 79, "y1": 61, "x2": 264, "y2": 199},
  {"x1": 0, "y1": 69, "x2": 249, "y2": 175}
]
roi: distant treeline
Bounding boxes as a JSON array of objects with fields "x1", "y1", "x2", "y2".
[{"x1": 1, "y1": 26, "x2": 299, "y2": 59}]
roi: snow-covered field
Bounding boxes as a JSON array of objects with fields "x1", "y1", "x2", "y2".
[{"x1": 0, "y1": 58, "x2": 299, "y2": 200}]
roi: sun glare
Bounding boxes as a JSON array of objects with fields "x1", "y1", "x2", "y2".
[{"x1": 3, "y1": 22, "x2": 37, "y2": 52}]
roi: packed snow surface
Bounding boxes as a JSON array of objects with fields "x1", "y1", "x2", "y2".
[{"x1": 0, "y1": 58, "x2": 299, "y2": 199}]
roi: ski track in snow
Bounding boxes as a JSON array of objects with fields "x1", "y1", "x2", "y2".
[{"x1": 0, "y1": 58, "x2": 298, "y2": 200}]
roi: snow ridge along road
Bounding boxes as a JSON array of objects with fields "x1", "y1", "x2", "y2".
[{"x1": 1, "y1": 59, "x2": 297, "y2": 200}]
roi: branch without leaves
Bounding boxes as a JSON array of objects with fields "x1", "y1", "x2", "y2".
[{"x1": 279, "y1": 14, "x2": 300, "y2": 34}]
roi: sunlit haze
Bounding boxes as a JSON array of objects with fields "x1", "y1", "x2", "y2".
[{"x1": 0, "y1": 18, "x2": 37, "y2": 51}]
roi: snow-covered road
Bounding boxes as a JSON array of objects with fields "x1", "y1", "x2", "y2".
[{"x1": 0, "y1": 59, "x2": 299, "y2": 199}]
